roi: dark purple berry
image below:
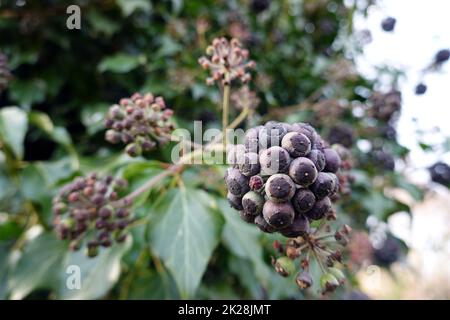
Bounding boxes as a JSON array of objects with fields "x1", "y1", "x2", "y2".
[
  {"x1": 225, "y1": 168, "x2": 250, "y2": 196},
  {"x1": 310, "y1": 172, "x2": 335, "y2": 199},
  {"x1": 254, "y1": 214, "x2": 276, "y2": 233},
  {"x1": 292, "y1": 189, "x2": 316, "y2": 213},
  {"x1": 306, "y1": 149, "x2": 326, "y2": 172},
  {"x1": 259, "y1": 146, "x2": 291, "y2": 175},
  {"x1": 262, "y1": 201, "x2": 295, "y2": 229},
  {"x1": 288, "y1": 157, "x2": 318, "y2": 187},
  {"x1": 227, "y1": 191, "x2": 243, "y2": 210},
  {"x1": 304, "y1": 197, "x2": 331, "y2": 220},
  {"x1": 238, "y1": 152, "x2": 260, "y2": 177},
  {"x1": 265, "y1": 174, "x2": 295, "y2": 202},
  {"x1": 239, "y1": 210, "x2": 256, "y2": 223},
  {"x1": 323, "y1": 148, "x2": 341, "y2": 173},
  {"x1": 242, "y1": 191, "x2": 264, "y2": 215},
  {"x1": 280, "y1": 214, "x2": 310, "y2": 237},
  {"x1": 415, "y1": 83, "x2": 427, "y2": 95},
  {"x1": 281, "y1": 132, "x2": 311, "y2": 157},
  {"x1": 435, "y1": 49, "x2": 450, "y2": 64},
  {"x1": 381, "y1": 17, "x2": 396, "y2": 32},
  {"x1": 291, "y1": 123, "x2": 317, "y2": 146}
]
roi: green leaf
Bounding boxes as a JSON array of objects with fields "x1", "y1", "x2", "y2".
[
  {"x1": 80, "y1": 103, "x2": 109, "y2": 135},
  {"x1": 9, "y1": 233, "x2": 66, "y2": 300},
  {"x1": 8, "y1": 79, "x2": 46, "y2": 109},
  {"x1": 218, "y1": 200, "x2": 271, "y2": 284},
  {"x1": 148, "y1": 188, "x2": 223, "y2": 298},
  {"x1": 86, "y1": 10, "x2": 120, "y2": 36},
  {"x1": 98, "y1": 53, "x2": 146, "y2": 73},
  {"x1": 116, "y1": 0, "x2": 152, "y2": 16},
  {"x1": 58, "y1": 237, "x2": 131, "y2": 299},
  {"x1": 0, "y1": 106, "x2": 28, "y2": 159},
  {"x1": 28, "y1": 111, "x2": 54, "y2": 133},
  {"x1": 0, "y1": 243, "x2": 13, "y2": 299}
]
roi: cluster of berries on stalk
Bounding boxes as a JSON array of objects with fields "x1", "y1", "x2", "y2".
[
  {"x1": 368, "y1": 89, "x2": 402, "y2": 122},
  {"x1": 105, "y1": 92, "x2": 174, "y2": 157},
  {"x1": 429, "y1": 162, "x2": 450, "y2": 187},
  {"x1": 52, "y1": 173, "x2": 132, "y2": 257},
  {"x1": 0, "y1": 52, "x2": 12, "y2": 92},
  {"x1": 225, "y1": 121, "x2": 342, "y2": 236},
  {"x1": 272, "y1": 224, "x2": 352, "y2": 294},
  {"x1": 198, "y1": 37, "x2": 256, "y2": 85}
]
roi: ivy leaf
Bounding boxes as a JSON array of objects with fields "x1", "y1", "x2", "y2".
[
  {"x1": 0, "y1": 106, "x2": 28, "y2": 159},
  {"x1": 9, "y1": 233, "x2": 66, "y2": 300},
  {"x1": 98, "y1": 53, "x2": 146, "y2": 73},
  {"x1": 8, "y1": 79, "x2": 46, "y2": 109},
  {"x1": 148, "y1": 188, "x2": 223, "y2": 298},
  {"x1": 58, "y1": 237, "x2": 131, "y2": 299},
  {"x1": 218, "y1": 200, "x2": 271, "y2": 285}
]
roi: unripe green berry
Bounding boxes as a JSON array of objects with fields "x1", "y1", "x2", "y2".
[
  {"x1": 328, "y1": 267, "x2": 346, "y2": 284},
  {"x1": 288, "y1": 157, "x2": 318, "y2": 187},
  {"x1": 274, "y1": 257, "x2": 295, "y2": 277},
  {"x1": 259, "y1": 146, "x2": 291, "y2": 175},
  {"x1": 126, "y1": 143, "x2": 142, "y2": 157},
  {"x1": 265, "y1": 174, "x2": 295, "y2": 202},
  {"x1": 292, "y1": 189, "x2": 316, "y2": 213},
  {"x1": 320, "y1": 273, "x2": 339, "y2": 293},
  {"x1": 242, "y1": 191, "x2": 264, "y2": 215},
  {"x1": 281, "y1": 132, "x2": 311, "y2": 157},
  {"x1": 263, "y1": 201, "x2": 295, "y2": 229}
]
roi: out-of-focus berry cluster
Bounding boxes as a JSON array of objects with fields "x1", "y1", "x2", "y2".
[
  {"x1": 0, "y1": 53, "x2": 12, "y2": 92},
  {"x1": 429, "y1": 162, "x2": 450, "y2": 187},
  {"x1": 52, "y1": 173, "x2": 131, "y2": 257},
  {"x1": 368, "y1": 90, "x2": 402, "y2": 122},
  {"x1": 105, "y1": 93, "x2": 174, "y2": 157},
  {"x1": 198, "y1": 37, "x2": 256, "y2": 86}
]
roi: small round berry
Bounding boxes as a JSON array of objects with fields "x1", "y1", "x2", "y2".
[
  {"x1": 254, "y1": 214, "x2": 276, "y2": 233},
  {"x1": 296, "y1": 271, "x2": 313, "y2": 289},
  {"x1": 381, "y1": 17, "x2": 396, "y2": 32},
  {"x1": 225, "y1": 168, "x2": 250, "y2": 196},
  {"x1": 280, "y1": 214, "x2": 310, "y2": 237},
  {"x1": 244, "y1": 126, "x2": 262, "y2": 153},
  {"x1": 292, "y1": 189, "x2": 316, "y2": 213},
  {"x1": 242, "y1": 191, "x2": 264, "y2": 215},
  {"x1": 291, "y1": 122, "x2": 317, "y2": 146},
  {"x1": 262, "y1": 201, "x2": 295, "y2": 229},
  {"x1": 227, "y1": 192, "x2": 243, "y2": 210},
  {"x1": 310, "y1": 172, "x2": 335, "y2": 199},
  {"x1": 304, "y1": 197, "x2": 331, "y2": 220},
  {"x1": 435, "y1": 49, "x2": 450, "y2": 64},
  {"x1": 415, "y1": 83, "x2": 427, "y2": 95},
  {"x1": 239, "y1": 210, "x2": 256, "y2": 224},
  {"x1": 105, "y1": 130, "x2": 121, "y2": 144},
  {"x1": 306, "y1": 149, "x2": 326, "y2": 172},
  {"x1": 238, "y1": 152, "x2": 261, "y2": 177},
  {"x1": 125, "y1": 143, "x2": 142, "y2": 157},
  {"x1": 281, "y1": 132, "x2": 311, "y2": 157},
  {"x1": 99, "y1": 205, "x2": 113, "y2": 219},
  {"x1": 323, "y1": 148, "x2": 341, "y2": 173},
  {"x1": 249, "y1": 175, "x2": 264, "y2": 191},
  {"x1": 320, "y1": 273, "x2": 339, "y2": 293},
  {"x1": 258, "y1": 122, "x2": 289, "y2": 148},
  {"x1": 265, "y1": 174, "x2": 295, "y2": 202},
  {"x1": 274, "y1": 257, "x2": 295, "y2": 277},
  {"x1": 259, "y1": 146, "x2": 291, "y2": 175},
  {"x1": 288, "y1": 157, "x2": 318, "y2": 187}
]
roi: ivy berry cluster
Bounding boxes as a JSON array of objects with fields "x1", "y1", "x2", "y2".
[
  {"x1": 225, "y1": 121, "x2": 341, "y2": 237},
  {"x1": 0, "y1": 52, "x2": 12, "y2": 92},
  {"x1": 105, "y1": 92, "x2": 175, "y2": 157},
  {"x1": 52, "y1": 173, "x2": 131, "y2": 257}
]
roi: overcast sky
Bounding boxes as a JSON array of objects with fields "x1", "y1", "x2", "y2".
[{"x1": 353, "y1": 0, "x2": 450, "y2": 178}]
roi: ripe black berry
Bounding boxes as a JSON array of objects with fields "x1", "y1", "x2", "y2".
[
  {"x1": 240, "y1": 210, "x2": 256, "y2": 223},
  {"x1": 288, "y1": 157, "x2": 318, "y2": 187},
  {"x1": 225, "y1": 168, "x2": 250, "y2": 196},
  {"x1": 242, "y1": 191, "x2": 264, "y2": 215},
  {"x1": 306, "y1": 149, "x2": 326, "y2": 172},
  {"x1": 258, "y1": 122, "x2": 289, "y2": 148},
  {"x1": 381, "y1": 17, "x2": 396, "y2": 32},
  {"x1": 415, "y1": 83, "x2": 427, "y2": 95},
  {"x1": 280, "y1": 214, "x2": 310, "y2": 237},
  {"x1": 435, "y1": 49, "x2": 450, "y2": 64},
  {"x1": 227, "y1": 191, "x2": 244, "y2": 210},
  {"x1": 291, "y1": 123, "x2": 317, "y2": 146},
  {"x1": 292, "y1": 189, "x2": 316, "y2": 213},
  {"x1": 373, "y1": 235, "x2": 401, "y2": 266},
  {"x1": 244, "y1": 126, "x2": 263, "y2": 153},
  {"x1": 259, "y1": 146, "x2": 291, "y2": 175},
  {"x1": 429, "y1": 162, "x2": 450, "y2": 186},
  {"x1": 262, "y1": 201, "x2": 295, "y2": 229},
  {"x1": 251, "y1": 0, "x2": 270, "y2": 14},
  {"x1": 323, "y1": 148, "x2": 341, "y2": 173},
  {"x1": 281, "y1": 132, "x2": 311, "y2": 157},
  {"x1": 238, "y1": 152, "x2": 261, "y2": 177},
  {"x1": 310, "y1": 172, "x2": 335, "y2": 199},
  {"x1": 254, "y1": 214, "x2": 276, "y2": 233},
  {"x1": 265, "y1": 174, "x2": 295, "y2": 202},
  {"x1": 327, "y1": 126, "x2": 354, "y2": 148},
  {"x1": 304, "y1": 197, "x2": 331, "y2": 220}
]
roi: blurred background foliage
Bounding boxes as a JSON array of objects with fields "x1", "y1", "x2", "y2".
[{"x1": 0, "y1": 0, "x2": 447, "y2": 299}]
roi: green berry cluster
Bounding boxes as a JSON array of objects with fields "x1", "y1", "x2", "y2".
[
  {"x1": 52, "y1": 173, "x2": 131, "y2": 257},
  {"x1": 105, "y1": 92, "x2": 175, "y2": 157},
  {"x1": 225, "y1": 121, "x2": 342, "y2": 238}
]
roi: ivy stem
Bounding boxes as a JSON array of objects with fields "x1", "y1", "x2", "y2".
[
  {"x1": 313, "y1": 248, "x2": 327, "y2": 274},
  {"x1": 222, "y1": 76, "x2": 231, "y2": 149}
]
